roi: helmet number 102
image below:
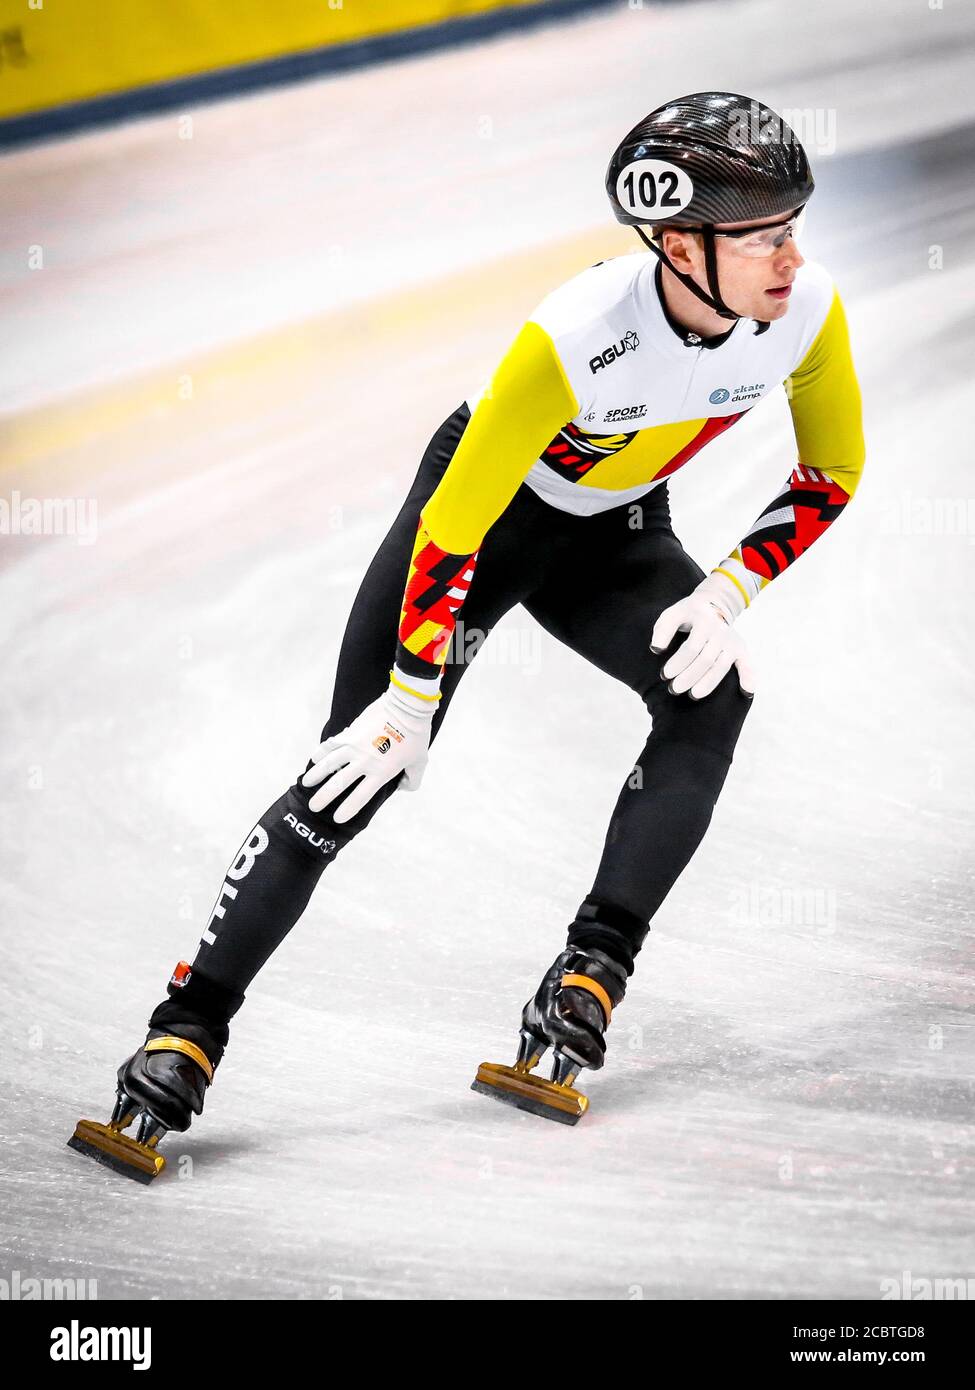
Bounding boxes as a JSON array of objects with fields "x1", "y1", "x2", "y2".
[{"x1": 616, "y1": 160, "x2": 694, "y2": 219}]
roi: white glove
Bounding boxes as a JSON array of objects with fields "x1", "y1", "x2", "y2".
[
  {"x1": 301, "y1": 675, "x2": 439, "y2": 823},
  {"x1": 650, "y1": 575, "x2": 755, "y2": 700}
]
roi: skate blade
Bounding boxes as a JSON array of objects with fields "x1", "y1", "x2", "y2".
[
  {"x1": 67, "y1": 1120, "x2": 166, "y2": 1184},
  {"x1": 471, "y1": 1062, "x2": 588, "y2": 1125}
]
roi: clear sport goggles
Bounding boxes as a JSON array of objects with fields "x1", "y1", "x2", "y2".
[
  {"x1": 671, "y1": 207, "x2": 807, "y2": 258},
  {"x1": 710, "y1": 206, "x2": 806, "y2": 258}
]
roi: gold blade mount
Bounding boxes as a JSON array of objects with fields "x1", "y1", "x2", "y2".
[
  {"x1": 67, "y1": 1119, "x2": 166, "y2": 1184},
  {"x1": 471, "y1": 1062, "x2": 588, "y2": 1125}
]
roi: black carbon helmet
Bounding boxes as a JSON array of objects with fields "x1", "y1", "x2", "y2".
[{"x1": 606, "y1": 92, "x2": 814, "y2": 324}]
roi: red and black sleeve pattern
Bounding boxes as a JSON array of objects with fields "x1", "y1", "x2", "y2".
[
  {"x1": 713, "y1": 463, "x2": 852, "y2": 611},
  {"x1": 395, "y1": 518, "x2": 478, "y2": 680}
]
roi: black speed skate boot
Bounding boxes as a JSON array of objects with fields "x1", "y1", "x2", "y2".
[
  {"x1": 472, "y1": 946, "x2": 628, "y2": 1125},
  {"x1": 68, "y1": 962, "x2": 241, "y2": 1184}
]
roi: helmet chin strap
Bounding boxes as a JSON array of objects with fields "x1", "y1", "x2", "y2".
[{"x1": 635, "y1": 226, "x2": 770, "y2": 335}]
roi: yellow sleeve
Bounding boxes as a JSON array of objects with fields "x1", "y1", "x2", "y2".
[
  {"x1": 786, "y1": 288, "x2": 865, "y2": 497},
  {"x1": 394, "y1": 321, "x2": 578, "y2": 680},
  {"x1": 421, "y1": 320, "x2": 579, "y2": 555}
]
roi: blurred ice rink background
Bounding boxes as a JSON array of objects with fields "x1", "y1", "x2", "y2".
[{"x1": 1, "y1": 0, "x2": 972, "y2": 1299}]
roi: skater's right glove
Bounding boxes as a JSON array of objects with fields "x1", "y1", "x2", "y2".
[
  {"x1": 650, "y1": 574, "x2": 756, "y2": 701},
  {"x1": 301, "y1": 671, "x2": 439, "y2": 823}
]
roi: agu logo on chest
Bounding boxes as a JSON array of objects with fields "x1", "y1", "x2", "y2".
[
  {"x1": 710, "y1": 383, "x2": 766, "y2": 406},
  {"x1": 590, "y1": 330, "x2": 640, "y2": 374}
]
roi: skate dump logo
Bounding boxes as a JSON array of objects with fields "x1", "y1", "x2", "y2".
[
  {"x1": 730, "y1": 381, "x2": 765, "y2": 403},
  {"x1": 50, "y1": 1321, "x2": 151, "y2": 1371},
  {"x1": 283, "y1": 812, "x2": 336, "y2": 856},
  {"x1": 711, "y1": 383, "x2": 766, "y2": 406},
  {"x1": 604, "y1": 404, "x2": 647, "y2": 423},
  {"x1": 590, "y1": 330, "x2": 639, "y2": 374}
]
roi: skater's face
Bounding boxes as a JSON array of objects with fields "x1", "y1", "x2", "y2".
[{"x1": 661, "y1": 210, "x2": 806, "y2": 322}]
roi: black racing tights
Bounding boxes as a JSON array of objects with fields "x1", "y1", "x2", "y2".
[{"x1": 158, "y1": 406, "x2": 753, "y2": 1032}]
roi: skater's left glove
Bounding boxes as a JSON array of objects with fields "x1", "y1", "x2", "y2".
[
  {"x1": 301, "y1": 671, "x2": 439, "y2": 823},
  {"x1": 650, "y1": 574, "x2": 756, "y2": 701}
]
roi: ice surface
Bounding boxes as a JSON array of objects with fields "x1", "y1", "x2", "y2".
[{"x1": 0, "y1": 0, "x2": 972, "y2": 1300}]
